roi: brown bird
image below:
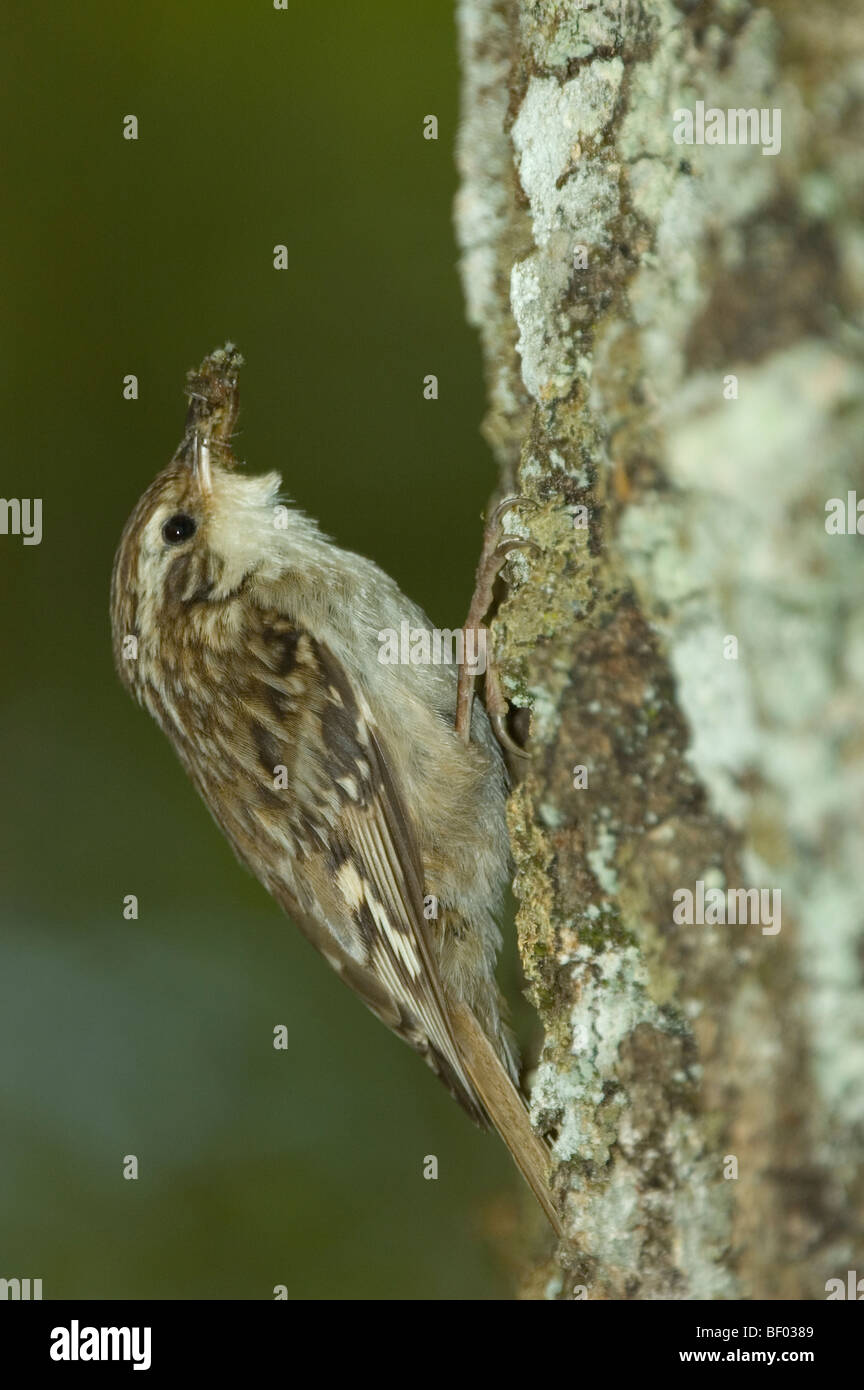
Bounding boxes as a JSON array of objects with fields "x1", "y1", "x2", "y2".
[{"x1": 110, "y1": 345, "x2": 562, "y2": 1237}]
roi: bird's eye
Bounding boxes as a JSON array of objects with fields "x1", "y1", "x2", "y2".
[{"x1": 162, "y1": 513, "x2": 197, "y2": 545}]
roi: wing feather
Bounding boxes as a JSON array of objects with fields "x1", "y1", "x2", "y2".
[{"x1": 239, "y1": 615, "x2": 488, "y2": 1123}]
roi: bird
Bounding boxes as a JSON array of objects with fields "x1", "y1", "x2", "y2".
[{"x1": 110, "y1": 344, "x2": 562, "y2": 1236}]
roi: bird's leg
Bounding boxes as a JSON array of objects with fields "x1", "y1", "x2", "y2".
[{"x1": 455, "y1": 497, "x2": 538, "y2": 756}]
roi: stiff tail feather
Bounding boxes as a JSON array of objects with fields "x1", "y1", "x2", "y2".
[{"x1": 449, "y1": 1000, "x2": 565, "y2": 1239}]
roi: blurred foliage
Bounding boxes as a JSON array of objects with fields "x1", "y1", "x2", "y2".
[{"x1": 0, "y1": 1, "x2": 543, "y2": 1299}]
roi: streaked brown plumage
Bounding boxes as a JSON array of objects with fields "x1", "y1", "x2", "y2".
[{"x1": 110, "y1": 345, "x2": 562, "y2": 1235}]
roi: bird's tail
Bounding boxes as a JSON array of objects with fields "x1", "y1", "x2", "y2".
[{"x1": 449, "y1": 999, "x2": 565, "y2": 1239}]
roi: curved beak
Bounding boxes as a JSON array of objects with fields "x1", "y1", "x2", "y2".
[
  {"x1": 191, "y1": 431, "x2": 213, "y2": 495},
  {"x1": 177, "y1": 344, "x2": 243, "y2": 488}
]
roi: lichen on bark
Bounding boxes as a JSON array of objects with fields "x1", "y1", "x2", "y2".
[{"x1": 456, "y1": 0, "x2": 864, "y2": 1299}]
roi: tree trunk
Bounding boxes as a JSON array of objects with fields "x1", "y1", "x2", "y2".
[{"x1": 455, "y1": 0, "x2": 864, "y2": 1300}]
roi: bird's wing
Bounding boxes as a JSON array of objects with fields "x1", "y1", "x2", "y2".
[{"x1": 234, "y1": 611, "x2": 488, "y2": 1123}]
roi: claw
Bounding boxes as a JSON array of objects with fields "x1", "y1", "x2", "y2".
[
  {"x1": 455, "y1": 494, "x2": 540, "y2": 752},
  {"x1": 490, "y1": 711, "x2": 532, "y2": 759},
  {"x1": 494, "y1": 536, "x2": 541, "y2": 560},
  {"x1": 487, "y1": 495, "x2": 539, "y2": 529}
]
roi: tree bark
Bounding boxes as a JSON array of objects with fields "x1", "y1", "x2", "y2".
[{"x1": 455, "y1": 0, "x2": 864, "y2": 1300}]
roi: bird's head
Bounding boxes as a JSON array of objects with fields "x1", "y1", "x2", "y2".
[{"x1": 110, "y1": 345, "x2": 283, "y2": 689}]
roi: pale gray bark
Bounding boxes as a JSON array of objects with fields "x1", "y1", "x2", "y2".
[{"x1": 455, "y1": 0, "x2": 864, "y2": 1299}]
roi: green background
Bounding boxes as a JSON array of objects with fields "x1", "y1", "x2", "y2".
[{"x1": 0, "y1": 2, "x2": 536, "y2": 1298}]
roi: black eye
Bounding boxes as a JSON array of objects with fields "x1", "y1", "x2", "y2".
[{"x1": 162, "y1": 513, "x2": 197, "y2": 545}]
